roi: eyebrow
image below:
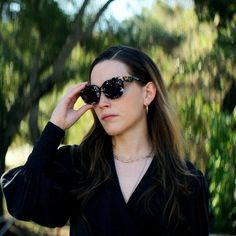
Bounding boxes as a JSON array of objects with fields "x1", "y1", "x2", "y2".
[
  {"x1": 89, "y1": 76, "x2": 121, "y2": 86},
  {"x1": 89, "y1": 75, "x2": 142, "y2": 86}
]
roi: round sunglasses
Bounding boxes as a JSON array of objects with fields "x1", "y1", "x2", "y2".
[{"x1": 80, "y1": 76, "x2": 144, "y2": 105}]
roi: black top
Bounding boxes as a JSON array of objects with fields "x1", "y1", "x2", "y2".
[{"x1": 1, "y1": 122, "x2": 209, "y2": 236}]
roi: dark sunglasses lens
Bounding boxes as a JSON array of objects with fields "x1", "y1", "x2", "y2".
[
  {"x1": 80, "y1": 85, "x2": 100, "y2": 105},
  {"x1": 102, "y1": 78, "x2": 124, "y2": 99}
]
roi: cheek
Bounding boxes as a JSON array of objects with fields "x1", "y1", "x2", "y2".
[
  {"x1": 124, "y1": 91, "x2": 144, "y2": 113},
  {"x1": 102, "y1": 105, "x2": 145, "y2": 136},
  {"x1": 93, "y1": 107, "x2": 99, "y2": 117}
]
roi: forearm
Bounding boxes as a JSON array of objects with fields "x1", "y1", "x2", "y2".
[{"x1": 1, "y1": 122, "x2": 71, "y2": 227}]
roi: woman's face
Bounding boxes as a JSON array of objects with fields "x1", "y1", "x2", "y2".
[{"x1": 90, "y1": 60, "x2": 147, "y2": 136}]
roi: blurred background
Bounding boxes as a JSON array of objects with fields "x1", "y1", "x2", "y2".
[{"x1": 0, "y1": 0, "x2": 235, "y2": 235}]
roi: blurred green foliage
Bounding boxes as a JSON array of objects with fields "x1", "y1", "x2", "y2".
[
  {"x1": 180, "y1": 94, "x2": 236, "y2": 233},
  {"x1": 0, "y1": 0, "x2": 235, "y2": 234}
]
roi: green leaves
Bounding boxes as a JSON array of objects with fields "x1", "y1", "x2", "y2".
[{"x1": 180, "y1": 94, "x2": 236, "y2": 233}]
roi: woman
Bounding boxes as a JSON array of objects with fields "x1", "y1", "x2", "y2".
[{"x1": 1, "y1": 45, "x2": 209, "y2": 235}]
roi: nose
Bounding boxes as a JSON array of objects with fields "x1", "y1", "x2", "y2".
[{"x1": 97, "y1": 92, "x2": 111, "y2": 108}]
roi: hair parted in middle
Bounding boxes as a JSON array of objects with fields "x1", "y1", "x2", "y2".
[{"x1": 73, "y1": 45, "x2": 193, "y2": 227}]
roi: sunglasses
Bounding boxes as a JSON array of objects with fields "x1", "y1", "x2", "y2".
[{"x1": 80, "y1": 76, "x2": 143, "y2": 105}]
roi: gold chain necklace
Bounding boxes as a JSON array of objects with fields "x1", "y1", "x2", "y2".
[
  {"x1": 114, "y1": 155, "x2": 152, "y2": 202},
  {"x1": 113, "y1": 151, "x2": 154, "y2": 163},
  {"x1": 129, "y1": 156, "x2": 149, "y2": 194}
]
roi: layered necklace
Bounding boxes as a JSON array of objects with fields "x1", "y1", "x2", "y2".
[
  {"x1": 114, "y1": 151, "x2": 154, "y2": 202},
  {"x1": 113, "y1": 150, "x2": 154, "y2": 163}
]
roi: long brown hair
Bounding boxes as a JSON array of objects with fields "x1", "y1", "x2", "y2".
[{"x1": 73, "y1": 45, "x2": 193, "y2": 226}]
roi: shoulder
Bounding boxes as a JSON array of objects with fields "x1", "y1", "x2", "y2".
[
  {"x1": 50, "y1": 144, "x2": 81, "y2": 169},
  {"x1": 185, "y1": 160, "x2": 209, "y2": 196},
  {"x1": 47, "y1": 144, "x2": 81, "y2": 185},
  {"x1": 185, "y1": 160, "x2": 204, "y2": 177},
  {"x1": 56, "y1": 144, "x2": 80, "y2": 159}
]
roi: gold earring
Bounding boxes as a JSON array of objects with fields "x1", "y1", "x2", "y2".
[{"x1": 145, "y1": 105, "x2": 149, "y2": 114}]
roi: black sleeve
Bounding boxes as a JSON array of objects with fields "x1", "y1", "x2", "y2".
[{"x1": 1, "y1": 122, "x2": 76, "y2": 228}]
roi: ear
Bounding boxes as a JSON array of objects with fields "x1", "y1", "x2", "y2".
[{"x1": 143, "y1": 82, "x2": 156, "y2": 106}]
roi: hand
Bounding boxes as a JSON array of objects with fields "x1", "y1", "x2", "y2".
[{"x1": 50, "y1": 82, "x2": 93, "y2": 130}]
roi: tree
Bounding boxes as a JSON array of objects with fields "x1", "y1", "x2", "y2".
[
  {"x1": 0, "y1": 0, "x2": 114, "y2": 217},
  {"x1": 194, "y1": 0, "x2": 236, "y2": 113},
  {"x1": 193, "y1": 1, "x2": 236, "y2": 232}
]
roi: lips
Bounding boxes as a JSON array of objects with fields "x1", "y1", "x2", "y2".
[{"x1": 101, "y1": 114, "x2": 118, "y2": 120}]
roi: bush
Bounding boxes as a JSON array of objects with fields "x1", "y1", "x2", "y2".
[{"x1": 179, "y1": 94, "x2": 236, "y2": 234}]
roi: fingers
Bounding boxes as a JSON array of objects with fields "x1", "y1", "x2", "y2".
[
  {"x1": 50, "y1": 82, "x2": 90, "y2": 130},
  {"x1": 76, "y1": 103, "x2": 93, "y2": 118},
  {"x1": 64, "y1": 104, "x2": 93, "y2": 130},
  {"x1": 66, "y1": 82, "x2": 87, "y2": 100},
  {"x1": 64, "y1": 82, "x2": 88, "y2": 108}
]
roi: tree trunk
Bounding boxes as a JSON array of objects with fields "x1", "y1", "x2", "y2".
[
  {"x1": 29, "y1": 103, "x2": 40, "y2": 144},
  {"x1": 29, "y1": 52, "x2": 40, "y2": 144},
  {"x1": 0, "y1": 0, "x2": 115, "y2": 219},
  {"x1": 222, "y1": 81, "x2": 236, "y2": 114}
]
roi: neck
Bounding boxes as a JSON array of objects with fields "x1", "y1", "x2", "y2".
[{"x1": 112, "y1": 124, "x2": 152, "y2": 161}]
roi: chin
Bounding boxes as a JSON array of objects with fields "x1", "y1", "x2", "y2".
[{"x1": 103, "y1": 126, "x2": 124, "y2": 136}]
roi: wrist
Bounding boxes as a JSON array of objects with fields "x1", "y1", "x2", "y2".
[{"x1": 49, "y1": 119, "x2": 66, "y2": 130}]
